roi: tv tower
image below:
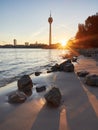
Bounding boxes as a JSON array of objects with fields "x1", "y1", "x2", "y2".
[{"x1": 48, "y1": 12, "x2": 53, "y2": 46}]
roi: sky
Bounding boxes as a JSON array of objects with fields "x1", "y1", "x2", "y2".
[{"x1": 0, "y1": 0, "x2": 98, "y2": 45}]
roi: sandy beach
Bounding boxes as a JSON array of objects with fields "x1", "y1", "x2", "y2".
[{"x1": 0, "y1": 55, "x2": 98, "y2": 130}]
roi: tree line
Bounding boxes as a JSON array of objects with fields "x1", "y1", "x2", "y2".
[{"x1": 68, "y1": 13, "x2": 98, "y2": 48}]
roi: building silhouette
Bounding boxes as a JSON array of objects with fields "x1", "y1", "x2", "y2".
[{"x1": 13, "y1": 39, "x2": 17, "y2": 46}]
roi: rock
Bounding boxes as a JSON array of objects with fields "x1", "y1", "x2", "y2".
[
  {"x1": 59, "y1": 59, "x2": 72, "y2": 71},
  {"x1": 8, "y1": 91, "x2": 27, "y2": 103},
  {"x1": 77, "y1": 71, "x2": 89, "y2": 77},
  {"x1": 36, "y1": 85, "x2": 46, "y2": 92},
  {"x1": 17, "y1": 75, "x2": 33, "y2": 95},
  {"x1": 47, "y1": 70, "x2": 52, "y2": 73},
  {"x1": 35, "y1": 72, "x2": 41, "y2": 76},
  {"x1": 63, "y1": 63, "x2": 74, "y2": 72},
  {"x1": 65, "y1": 59, "x2": 72, "y2": 64},
  {"x1": 44, "y1": 87, "x2": 62, "y2": 107},
  {"x1": 51, "y1": 63, "x2": 60, "y2": 72},
  {"x1": 85, "y1": 74, "x2": 98, "y2": 86},
  {"x1": 50, "y1": 59, "x2": 74, "y2": 72},
  {"x1": 96, "y1": 80, "x2": 98, "y2": 86}
]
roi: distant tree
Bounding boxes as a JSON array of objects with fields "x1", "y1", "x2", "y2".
[
  {"x1": 76, "y1": 13, "x2": 98, "y2": 39},
  {"x1": 76, "y1": 24, "x2": 86, "y2": 39},
  {"x1": 85, "y1": 14, "x2": 98, "y2": 35},
  {"x1": 74, "y1": 13, "x2": 98, "y2": 48}
]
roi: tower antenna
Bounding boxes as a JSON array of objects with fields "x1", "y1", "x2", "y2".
[{"x1": 50, "y1": 10, "x2": 51, "y2": 17}]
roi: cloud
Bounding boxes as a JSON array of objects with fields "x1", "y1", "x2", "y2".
[
  {"x1": 32, "y1": 31, "x2": 41, "y2": 37},
  {"x1": 31, "y1": 26, "x2": 47, "y2": 37}
]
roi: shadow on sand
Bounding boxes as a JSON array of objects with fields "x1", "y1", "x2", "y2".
[{"x1": 31, "y1": 104, "x2": 60, "y2": 130}]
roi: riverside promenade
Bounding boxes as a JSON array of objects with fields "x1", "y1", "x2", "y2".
[{"x1": 0, "y1": 71, "x2": 98, "y2": 130}]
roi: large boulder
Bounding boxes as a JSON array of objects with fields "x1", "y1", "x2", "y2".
[
  {"x1": 50, "y1": 59, "x2": 74, "y2": 72},
  {"x1": 59, "y1": 59, "x2": 74, "y2": 72},
  {"x1": 44, "y1": 87, "x2": 62, "y2": 107},
  {"x1": 77, "y1": 71, "x2": 89, "y2": 77},
  {"x1": 8, "y1": 91, "x2": 27, "y2": 103},
  {"x1": 59, "y1": 59, "x2": 71, "y2": 70},
  {"x1": 51, "y1": 63, "x2": 60, "y2": 72},
  {"x1": 63, "y1": 63, "x2": 74, "y2": 72},
  {"x1": 17, "y1": 75, "x2": 33, "y2": 96},
  {"x1": 85, "y1": 74, "x2": 98, "y2": 86}
]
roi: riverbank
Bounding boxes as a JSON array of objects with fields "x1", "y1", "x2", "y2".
[{"x1": 0, "y1": 55, "x2": 98, "y2": 130}]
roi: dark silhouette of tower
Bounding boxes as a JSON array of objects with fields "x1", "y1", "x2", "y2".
[{"x1": 48, "y1": 13, "x2": 53, "y2": 46}]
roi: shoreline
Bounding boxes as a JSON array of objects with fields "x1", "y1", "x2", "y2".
[
  {"x1": 0, "y1": 48, "x2": 68, "y2": 88},
  {"x1": 0, "y1": 55, "x2": 98, "y2": 129}
]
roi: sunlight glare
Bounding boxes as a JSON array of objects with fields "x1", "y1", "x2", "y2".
[{"x1": 61, "y1": 40, "x2": 67, "y2": 47}]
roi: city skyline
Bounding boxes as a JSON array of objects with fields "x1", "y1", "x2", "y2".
[{"x1": 0, "y1": 0, "x2": 98, "y2": 45}]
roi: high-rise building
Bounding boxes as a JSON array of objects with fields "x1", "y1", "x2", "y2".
[
  {"x1": 13, "y1": 39, "x2": 17, "y2": 46},
  {"x1": 48, "y1": 13, "x2": 53, "y2": 46}
]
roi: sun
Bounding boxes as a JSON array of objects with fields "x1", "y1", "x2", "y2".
[{"x1": 61, "y1": 40, "x2": 67, "y2": 47}]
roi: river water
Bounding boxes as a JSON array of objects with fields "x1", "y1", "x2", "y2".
[{"x1": 0, "y1": 48, "x2": 69, "y2": 87}]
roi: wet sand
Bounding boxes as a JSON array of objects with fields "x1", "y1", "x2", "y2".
[{"x1": 0, "y1": 56, "x2": 98, "y2": 130}]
